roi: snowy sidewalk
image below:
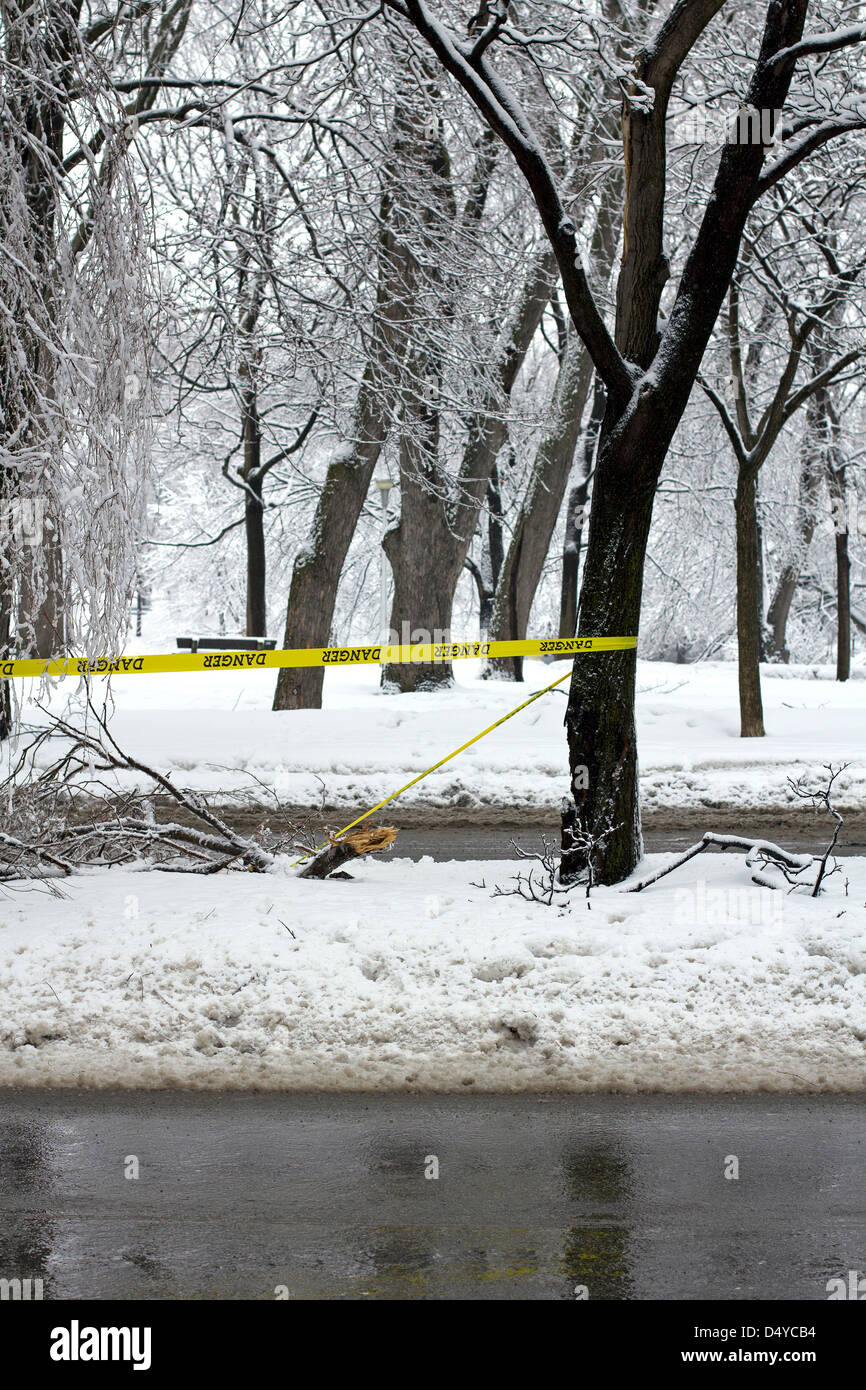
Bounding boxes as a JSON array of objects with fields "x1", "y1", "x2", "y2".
[{"x1": 2, "y1": 852, "x2": 864, "y2": 1091}]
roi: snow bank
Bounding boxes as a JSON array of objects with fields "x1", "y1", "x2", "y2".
[{"x1": 1, "y1": 852, "x2": 863, "y2": 1091}]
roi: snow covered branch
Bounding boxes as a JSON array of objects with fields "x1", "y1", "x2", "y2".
[
  {"x1": 382, "y1": 0, "x2": 634, "y2": 407},
  {"x1": 767, "y1": 23, "x2": 866, "y2": 72}
]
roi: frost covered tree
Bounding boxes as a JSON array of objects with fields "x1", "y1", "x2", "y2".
[
  {"x1": 0, "y1": 0, "x2": 195, "y2": 731},
  {"x1": 153, "y1": 98, "x2": 320, "y2": 639},
  {"x1": 700, "y1": 175, "x2": 863, "y2": 730},
  {"x1": 367, "y1": 0, "x2": 866, "y2": 882},
  {"x1": 270, "y1": 14, "x2": 546, "y2": 706}
]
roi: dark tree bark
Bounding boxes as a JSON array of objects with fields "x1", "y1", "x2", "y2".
[
  {"x1": 735, "y1": 468, "x2": 766, "y2": 736},
  {"x1": 824, "y1": 395, "x2": 851, "y2": 681},
  {"x1": 465, "y1": 464, "x2": 504, "y2": 634},
  {"x1": 484, "y1": 460, "x2": 505, "y2": 630},
  {"x1": 486, "y1": 332, "x2": 592, "y2": 678},
  {"x1": 380, "y1": 247, "x2": 556, "y2": 689},
  {"x1": 17, "y1": 525, "x2": 66, "y2": 657},
  {"x1": 834, "y1": 526, "x2": 851, "y2": 681},
  {"x1": 755, "y1": 493, "x2": 767, "y2": 660},
  {"x1": 559, "y1": 377, "x2": 606, "y2": 641},
  {"x1": 240, "y1": 384, "x2": 267, "y2": 638},
  {"x1": 383, "y1": 426, "x2": 457, "y2": 691},
  {"x1": 244, "y1": 476, "x2": 266, "y2": 639},
  {"x1": 273, "y1": 370, "x2": 390, "y2": 710}
]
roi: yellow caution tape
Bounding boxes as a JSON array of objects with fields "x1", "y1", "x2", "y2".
[
  {"x1": 292, "y1": 663, "x2": 577, "y2": 865},
  {"x1": 0, "y1": 635, "x2": 636, "y2": 679}
]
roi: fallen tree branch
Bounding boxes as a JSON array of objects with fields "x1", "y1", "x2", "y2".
[
  {"x1": 627, "y1": 832, "x2": 813, "y2": 894},
  {"x1": 298, "y1": 826, "x2": 398, "y2": 879},
  {"x1": 1, "y1": 698, "x2": 401, "y2": 883}
]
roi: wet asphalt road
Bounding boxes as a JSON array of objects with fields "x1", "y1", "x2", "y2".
[
  {"x1": 0, "y1": 1091, "x2": 863, "y2": 1300},
  {"x1": 392, "y1": 825, "x2": 866, "y2": 860}
]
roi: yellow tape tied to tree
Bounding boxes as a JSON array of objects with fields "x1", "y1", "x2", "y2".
[{"x1": 0, "y1": 635, "x2": 637, "y2": 679}]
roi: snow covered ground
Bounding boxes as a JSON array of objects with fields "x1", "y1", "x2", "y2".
[
  {"x1": 1, "y1": 850, "x2": 864, "y2": 1091},
  {"x1": 9, "y1": 655, "x2": 866, "y2": 820},
  {"x1": 2, "y1": 654, "x2": 863, "y2": 1092}
]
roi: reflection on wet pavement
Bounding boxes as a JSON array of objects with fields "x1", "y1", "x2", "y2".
[
  {"x1": 561, "y1": 1143, "x2": 634, "y2": 1299},
  {"x1": 0, "y1": 1116, "x2": 57, "y2": 1298},
  {"x1": 0, "y1": 1092, "x2": 863, "y2": 1300}
]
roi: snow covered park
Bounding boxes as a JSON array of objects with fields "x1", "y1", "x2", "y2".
[
  {"x1": 11, "y1": 653, "x2": 866, "y2": 820},
  {"x1": 1, "y1": 658, "x2": 863, "y2": 1092}
]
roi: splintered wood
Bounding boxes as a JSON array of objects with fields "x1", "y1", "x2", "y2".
[{"x1": 297, "y1": 826, "x2": 398, "y2": 879}]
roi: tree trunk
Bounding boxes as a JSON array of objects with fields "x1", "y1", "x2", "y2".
[
  {"x1": 755, "y1": 489, "x2": 767, "y2": 660},
  {"x1": 835, "y1": 528, "x2": 851, "y2": 681},
  {"x1": 17, "y1": 524, "x2": 66, "y2": 657},
  {"x1": 272, "y1": 371, "x2": 388, "y2": 710},
  {"x1": 0, "y1": 551, "x2": 12, "y2": 741},
  {"x1": 377, "y1": 412, "x2": 452, "y2": 690},
  {"x1": 241, "y1": 384, "x2": 267, "y2": 638},
  {"x1": 486, "y1": 332, "x2": 592, "y2": 679},
  {"x1": 381, "y1": 419, "x2": 456, "y2": 691},
  {"x1": 558, "y1": 376, "x2": 605, "y2": 642},
  {"x1": 826, "y1": 455, "x2": 851, "y2": 682},
  {"x1": 486, "y1": 461, "x2": 504, "y2": 610},
  {"x1": 244, "y1": 474, "x2": 266, "y2": 639},
  {"x1": 559, "y1": 415, "x2": 661, "y2": 885},
  {"x1": 558, "y1": 486, "x2": 584, "y2": 643},
  {"x1": 735, "y1": 468, "x2": 765, "y2": 737},
  {"x1": 765, "y1": 399, "x2": 822, "y2": 661},
  {"x1": 466, "y1": 463, "x2": 504, "y2": 635}
]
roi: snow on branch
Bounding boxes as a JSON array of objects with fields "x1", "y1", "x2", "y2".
[
  {"x1": 0, "y1": 693, "x2": 398, "y2": 881},
  {"x1": 767, "y1": 23, "x2": 866, "y2": 72},
  {"x1": 755, "y1": 113, "x2": 866, "y2": 200},
  {"x1": 627, "y1": 832, "x2": 813, "y2": 894},
  {"x1": 384, "y1": 0, "x2": 633, "y2": 405},
  {"x1": 628, "y1": 766, "x2": 849, "y2": 899}
]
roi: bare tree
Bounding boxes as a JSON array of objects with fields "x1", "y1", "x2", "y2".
[
  {"x1": 700, "y1": 202, "x2": 862, "y2": 731},
  {"x1": 373, "y1": 0, "x2": 866, "y2": 881}
]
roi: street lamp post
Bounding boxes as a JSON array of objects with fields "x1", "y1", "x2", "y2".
[{"x1": 374, "y1": 477, "x2": 394, "y2": 644}]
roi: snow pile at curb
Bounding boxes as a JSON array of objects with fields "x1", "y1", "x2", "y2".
[{"x1": 1, "y1": 853, "x2": 864, "y2": 1091}]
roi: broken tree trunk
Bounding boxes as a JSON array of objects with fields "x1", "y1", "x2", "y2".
[{"x1": 298, "y1": 826, "x2": 398, "y2": 879}]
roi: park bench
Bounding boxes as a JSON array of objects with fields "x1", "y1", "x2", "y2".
[{"x1": 176, "y1": 636, "x2": 276, "y2": 654}]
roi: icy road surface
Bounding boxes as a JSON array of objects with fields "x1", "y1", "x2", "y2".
[{"x1": 0, "y1": 1090, "x2": 862, "y2": 1300}]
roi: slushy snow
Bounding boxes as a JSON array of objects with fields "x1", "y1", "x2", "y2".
[{"x1": 1, "y1": 850, "x2": 863, "y2": 1091}]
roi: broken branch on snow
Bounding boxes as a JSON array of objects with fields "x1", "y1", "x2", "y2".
[{"x1": 0, "y1": 693, "x2": 398, "y2": 881}]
